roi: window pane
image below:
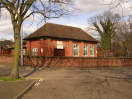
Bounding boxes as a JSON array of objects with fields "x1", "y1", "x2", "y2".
[
  {"x1": 73, "y1": 44, "x2": 79, "y2": 56},
  {"x1": 90, "y1": 45, "x2": 94, "y2": 56},
  {"x1": 32, "y1": 48, "x2": 38, "y2": 56},
  {"x1": 84, "y1": 45, "x2": 88, "y2": 56}
]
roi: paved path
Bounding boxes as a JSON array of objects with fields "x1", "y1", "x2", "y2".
[
  {"x1": 0, "y1": 64, "x2": 35, "y2": 99},
  {"x1": 21, "y1": 67, "x2": 132, "y2": 99},
  {"x1": 0, "y1": 64, "x2": 11, "y2": 77},
  {"x1": 0, "y1": 80, "x2": 34, "y2": 99},
  {"x1": 0, "y1": 64, "x2": 35, "y2": 78}
]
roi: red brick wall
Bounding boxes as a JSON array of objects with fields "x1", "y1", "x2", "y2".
[
  {"x1": 26, "y1": 40, "x2": 41, "y2": 55},
  {"x1": 0, "y1": 55, "x2": 132, "y2": 67},
  {"x1": 26, "y1": 38, "x2": 97, "y2": 57},
  {"x1": 0, "y1": 55, "x2": 13, "y2": 64},
  {"x1": 23, "y1": 56, "x2": 132, "y2": 68}
]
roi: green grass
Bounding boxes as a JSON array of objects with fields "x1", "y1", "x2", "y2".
[{"x1": 0, "y1": 77, "x2": 25, "y2": 81}]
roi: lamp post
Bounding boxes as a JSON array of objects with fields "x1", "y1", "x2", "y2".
[{"x1": 21, "y1": 24, "x2": 23, "y2": 66}]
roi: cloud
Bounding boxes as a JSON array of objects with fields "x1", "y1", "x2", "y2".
[
  {"x1": 22, "y1": 25, "x2": 37, "y2": 37},
  {"x1": 75, "y1": 0, "x2": 111, "y2": 13},
  {"x1": 75, "y1": 0, "x2": 132, "y2": 16},
  {"x1": 86, "y1": 27, "x2": 100, "y2": 40},
  {"x1": 0, "y1": 20, "x2": 13, "y2": 39},
  {"x1": 67, "y1": 23, "x2": 87, "y2": 30},
  {"x1": 0, "y1": 0, "x2": 131, "y2": 40},
  {"x1": 66, "y1": 23, "x2": 99, "y2": 39},
  {"x1": 0, "y1": 19, "x2": 37, "y2": 40},
  {"x1": 110, "y1": 2, "x2": 132, "y2": 16}
]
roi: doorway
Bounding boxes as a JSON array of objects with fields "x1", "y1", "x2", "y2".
[{"x1": 54, "y1": 49, "x2": 65, "y2": 56}]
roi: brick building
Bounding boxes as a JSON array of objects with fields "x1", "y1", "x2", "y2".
[
  {"x1": 24, "y1": 23, "x2": 99, "y2": 57},
  {"x1": 0, "y1": 40, "x2": 13, "y2": 54}
]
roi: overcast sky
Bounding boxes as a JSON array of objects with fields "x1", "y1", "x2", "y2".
[{"x1": 0, "y1": 0, "x2": 132, "y2": 40}]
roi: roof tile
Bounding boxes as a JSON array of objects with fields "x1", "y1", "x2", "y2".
[{"x1": 24, "y1": 23, "x2": 99, "y2": 43}]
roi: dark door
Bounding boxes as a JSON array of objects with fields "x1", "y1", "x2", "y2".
[{"x1": 54, "y1": 49, "x2": 65, "y2": 56}]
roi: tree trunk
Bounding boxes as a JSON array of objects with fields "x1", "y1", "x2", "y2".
[{"x1": 10, "y1": 29, "x2": 21, "y2": 79}]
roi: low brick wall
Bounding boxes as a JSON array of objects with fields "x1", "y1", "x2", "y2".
[
  {"x1": 0, "y1": 55, "x2": 132, "y2": 68},
  {"x1": 23, "y1": 56, "x2": 132, "y2": 68},
  {"x1": 0, "y1": 55, "x2": 13, "y2": 64}
]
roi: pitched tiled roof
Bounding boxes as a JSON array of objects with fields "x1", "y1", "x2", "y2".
[
  {"x1": 24, "y1": 23, "x2": 99, "y2": 43},
  {"x1": 0, "y1": 40, "x2": 13, "y2": 49}
]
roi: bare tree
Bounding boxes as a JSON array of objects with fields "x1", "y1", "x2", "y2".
[
  {"x1": 89, "y1": 11, "x2": 121, "y2": 57},
  {"x1": 0, "y1": 0, "x2": 75, "y2": 79},
  {"x1": 116, "y1": 15, "x2": 132, "y2": 57},
  {"x1": 103, "y1": 0, "x2": 132, "y2": 8}
]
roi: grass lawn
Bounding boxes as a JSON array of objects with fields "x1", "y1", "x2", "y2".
[{"x1": 0, "y1": 77, "x2": 25, "y2": 81}]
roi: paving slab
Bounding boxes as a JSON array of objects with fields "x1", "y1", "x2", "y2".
[{"x1": 0, "y1": 80, "x2": 35, "y2": 99}]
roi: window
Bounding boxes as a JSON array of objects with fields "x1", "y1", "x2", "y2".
[
  {"x1": 23, "y1": 49, "x2": 26, "y2": 55},
  {"x1": 57, "y1": 41, "x2": 63, "y2": 49},
  {"x1": 41, "y1": 48, "x2": 43, "y2": 53},
  {"x1": 90, "y1": 45, "x2": 94, "y2": 56},
  {"x1": 84, "y1": 45, "x2": 88, "y2": 56},
  {"x1": 32, "y1": 48, "x2": 38, "y2": 56},
  {"x1": 73, "y1": 44, "x2": 79, "y2": 56}
]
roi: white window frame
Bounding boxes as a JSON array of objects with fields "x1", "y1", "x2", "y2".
[
  {"x1": 32, "y1": 48, "x2": 38, "y2": 56},
  {"x1": 73, "y1": 44, "x2": 79, "y2": 56},
  {"x1": 23, "y1": 49, "x2": 26, "y2": 55},
  {"x1": 90, "y1": 45, "x2": 94, "y2": 56},
  {"x1": 84, "y1": 45, "x2": 88, "y2": 56}
]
